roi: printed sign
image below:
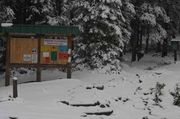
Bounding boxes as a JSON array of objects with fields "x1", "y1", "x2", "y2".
[
  {"x1": 41, "y1": 46, "x2": 51, "y2": 52},
  {"x1": 41, "y1": 37, "x2": 69, "y2": 64},
  {"x1": 60, "y1": 42, "x2": 67, "y2": 46},
  {"x1": 23, "y1": 54, "x2": 32, "y2": 62},
  {"x1": 68, "y1": 49, "x2": 71, "y2": 54},
  {"x1": 44, "y1": 39, "x2": 67, "y2": 46},
  {"x1": 51, "y1": 51, "x2": 57, "y2": 61},
  {"x1": 32, "y1": 48, "x2": 37, "y2": 53},
  {"x1": 43, "y1": 52, "x2": 50, "y2": 57},
  {"x1": 59, "y1": 45, "x2": 68, "y2": 52},
  {"x1": 32, "y1": 54, "x2": 37, "y2": 63},
  {"x1": 58, "y1": 52, "x2": 68, "y2": 60},
  {"x1": 45, "y1": 57, "x2": 50, "y2": 64}
]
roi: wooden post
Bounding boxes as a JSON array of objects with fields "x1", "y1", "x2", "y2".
[
  {"x1": 145, "y1": 26, "x2": 150, "y2": 53},
  {"x1": 67, "y1": 63, "x2": 71, "y2": 79},
  {"x1": 36, "y1": 35, "x2": 41, "y2": 82},
  {"x1": 5, "y1": 33, "x2": 10, "y2": 86},
  {"x1": 174, "y1": 50, "x2": 177, "y2": 62},
  {"x1": 67, "y1": 35, "x2": 72, "y2": 79},
  {"x1": 13, "y1": 77, "x2": 18, "y2": 98},
  {"x1": 36, "y1": 67, "x2": 41, "y2": 82}
]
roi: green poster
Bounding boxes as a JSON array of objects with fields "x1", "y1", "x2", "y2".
[{"x1": 51, "y1": 51, "x2": 57, "y2": 61}]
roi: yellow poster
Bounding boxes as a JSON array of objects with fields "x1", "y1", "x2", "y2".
[{"x1": 41, "y1": 45, "x2": 58, "y2": 52}]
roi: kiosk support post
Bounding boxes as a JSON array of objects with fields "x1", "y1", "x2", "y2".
[
  {"x1": 13, "y1": 77, "x2": 18, "y2": 98},
  {"x1": 37, "y1": 35, "x2": 41, "y2": 82},
  {"x1": 5, "y1": 34, "x2": 10, "y2": 86}
]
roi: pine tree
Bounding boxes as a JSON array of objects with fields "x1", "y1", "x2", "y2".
[
  {"x1": 2, "y1": 0, "x2": 56, "y2": 25},
  {"x1": 25, "y1": 0, "x2": 57, "y2": 25},
  {"x1": 130, "y1": 0, "x2": 170, "y2": 60},
  {"x1": 0, "y1": 0, "x2": 14, "y2": 23},
  {"x1": 62, "y1": 0, "x2": 135, "y2": 70}
]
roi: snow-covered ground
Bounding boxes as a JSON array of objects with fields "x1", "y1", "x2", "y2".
[{"x1": 0, "y1": 52, "x2": 180, "y2": 119}]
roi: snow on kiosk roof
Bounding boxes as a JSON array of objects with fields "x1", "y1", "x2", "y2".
[{"x1": 0, "y1": 24, "x2": 80, "y2": 35}]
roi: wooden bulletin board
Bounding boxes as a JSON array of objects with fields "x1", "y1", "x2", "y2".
[
  {"x1": 6, "y1": 36, "x2": 72, "y2": 86},
  {"x1": 10, "y1": 37, "x2": 38, "y2": 64},
  {"x1": 1, "y1": 25, "x2": 79, "y2": 86},
  {"x1": 40, "y1": 37, "x2": 69, "y2": 64}
]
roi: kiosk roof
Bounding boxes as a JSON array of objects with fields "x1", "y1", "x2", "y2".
[{"x1": 0, "y1": 25, "x2": 80, "y2": 35}]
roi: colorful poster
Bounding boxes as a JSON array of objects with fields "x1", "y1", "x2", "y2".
[
  {"x1": 51, "y1": 51, "x2": 57, "y2": 61},
  {"x1": 41, "y1": 37, "x2": 68, "y2": 64},
  {"x1": 23, "y1": 54, "x2": 32, "y2": 62},
  {"x1": 41, "y1": 46, "x2": 51, "y2": 52},
  {"x1": 45, "y1": 57, "x2": 50, "y2": 64},
  {"x1": 58, "y1": 52, "x2": 68, "y2": 60},
  {"x1": 59, "y1": 45, "x2": 68, "y2": 52}
]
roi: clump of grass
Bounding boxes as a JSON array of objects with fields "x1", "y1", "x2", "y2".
[
  {"x1": 153, "y1": 82, "x2": 165, "y2": 105},
  {"x1": 170, "y1": 84, "x2": 180, "y2": 106}
]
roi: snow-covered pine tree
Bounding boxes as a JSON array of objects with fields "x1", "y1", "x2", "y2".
[
  {"x1": 0, "y1": 0, "x2": 14, "y2": 23},
  {"x1": 139, "y1": 2, "x2": 170, "y2": 42},
  {"x1": 62, "y1": 0, "x2": 135, "y2": 71},
  {"x1": 157, "y1": 0, "x2": 180, "y2": 34},
  {"x1": 26, "y1": 0, "x2": 57, "y2": 25},
  {"x1": 131, "y1": 2, "x2": 170, "y2": 54},
  {"x1": 3, "y1": 0, "x2": 56, "y2": 25}
]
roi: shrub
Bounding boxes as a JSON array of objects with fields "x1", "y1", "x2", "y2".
[
  {"x1": 153, "y1": 82, "x2": 165, "y2": 105},
  {"x1": 170, "y1": 84, "x2": 180, "y2": 106}
]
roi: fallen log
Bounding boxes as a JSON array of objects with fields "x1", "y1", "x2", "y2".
[
  {"x1": 59, "y1": 100, "x2": 100, "y2": 107},
  {"x1": 71, "y1": 101, "x2": 100, "y2": 107},
  {"x1": 85, "y1": 110, "x2": 113, "y2": 116}
]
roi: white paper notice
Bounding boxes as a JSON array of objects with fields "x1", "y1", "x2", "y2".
[
  {"x1": 68, "y1": 49, "x2": 71, "y2": 54},
  {"x1": 23, "y1": 54, "x2": 32, "y2": 62},
  {"x1": 43, "y1": 52, "x2": 50, "y2": 57},
  {"x1": 32, "y1": 54, "x2": 38, "y2": 63}
]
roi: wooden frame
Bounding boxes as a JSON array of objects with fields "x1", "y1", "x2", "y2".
[{"x1": 4, "y1": 33, "x2": 73, "y2": 86}]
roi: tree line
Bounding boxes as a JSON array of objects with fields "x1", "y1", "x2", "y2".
[{"x1": 0, "y1": 0, "x2": 180, "y2": 70}]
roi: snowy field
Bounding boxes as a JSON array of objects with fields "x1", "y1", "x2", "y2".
[{"x1": 0, "y1": 53, "x2": 180, "y2": 119}]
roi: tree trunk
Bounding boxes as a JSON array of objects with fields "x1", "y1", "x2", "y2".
[
  {"x1": 131, "y1": 36, "x2": 137, "y2": 62},
  {"x1": 139, "y1": 25, "x2": 143, "y2": 51},
  {"x1": 156, "y1": 41, "x2": 161, "y2": 52},
  {"x1": 13, "y1": 0, "x2": 27, "y2": 24},
  {"x1": 145, "y1": 26, "x2": 150, "y2": 53},
  {"x1": 162, "y1": 38, "x2": 168, "y2": 57},
  {"x1": 55, "y1": 0, "x2": 62, "y2": 15}
]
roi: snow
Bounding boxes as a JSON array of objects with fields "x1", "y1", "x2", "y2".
[
  {"x1": 154, "y1": 6, "x2": 170, "y2": 23},
  {"x1": 0, "y1": 53, "x2": 180, "y2": 119},
  {"x1": 140, "y1": 13, "x2": 156, "y2": 26},
  {"x1": 5, "y1": 7, "x2": 14, "y2": 18},
  {"x1": 47, "y1": 16, "x2": 59, "y2": 25},
  {"x1": 1, "y1": 23, "x2": 13, "y2": 27},
  {"x1": 125, "y1": 2, "x2": 136, "y2": 14}
]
